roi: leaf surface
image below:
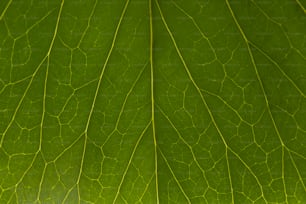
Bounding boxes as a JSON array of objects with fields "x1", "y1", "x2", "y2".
[{"x1": 0, "y1": 0, "x2": 305, "y2": 203}]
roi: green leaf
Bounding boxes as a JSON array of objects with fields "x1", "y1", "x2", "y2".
[{"x1": 0, "y1": 0, "x2": 305, "y2": 203}]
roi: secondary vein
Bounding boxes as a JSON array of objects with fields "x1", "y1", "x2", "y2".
[{"x1": 149, "y1": 0, "x2": 159, "y2": 203}]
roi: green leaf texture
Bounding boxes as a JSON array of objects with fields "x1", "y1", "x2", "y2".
[{"x1": 0, "y1": 0, "x2": 305, "y2": 203}]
